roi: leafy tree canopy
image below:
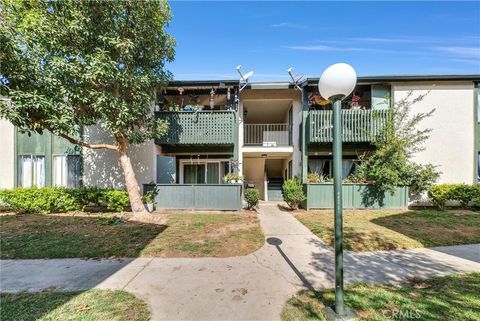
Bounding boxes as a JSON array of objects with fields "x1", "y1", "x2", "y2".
[
  {"x1": 353, "y1": 91, "x2": 440, "y2": 194},
  {"x1": 0, "y1": 0, "x2": 174, "y2": 148},
  {"x1": 0, "y1": 0, "x2": 176, "y2": 216}
]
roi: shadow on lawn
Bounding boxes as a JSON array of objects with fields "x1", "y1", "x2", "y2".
[
  {"x1": 321, "y1": 225, "x2": 406, "y2": 251},
  {"x1": 0, "y1": 214, "x2": 167, "y2": 259},
  {"x1": 285, "y1": 273, "x2": 480, "y2": 321},
  {"x1": 0, "y1": 214, "x2": 163, "y2": 319},
  {"x1": 371, "y1": 210, "x2": 480, "y2": 249}
]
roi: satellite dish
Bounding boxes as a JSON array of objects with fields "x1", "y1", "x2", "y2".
[
  {"x1": 287, "y1": 67, "x2": 303, "y2": 91},
  {"x1": 236, "y1": 65, "x2": 254, "y2": 91},
  {"x1": 294, "y1": 73, "x2": 304, "y2": 82},
  {"x1": 243, "y1": 71, "x2": 254, "y2": 81}
]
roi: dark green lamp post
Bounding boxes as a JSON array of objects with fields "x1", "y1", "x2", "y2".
[{"x1": 318, "y1": 63, "x2": 357, "y2": 320}]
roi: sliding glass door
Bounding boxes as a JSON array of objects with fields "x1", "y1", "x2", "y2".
[{"x1": 182, "y1": 162, "x2": 222, "y2": 184}]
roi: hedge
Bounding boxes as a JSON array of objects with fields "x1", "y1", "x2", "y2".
[
  {"x1": 0, "y1": 187, "x2": 130, "y2": 214},
  {"x1": 428, "y1": 184, "x2": 480, "y2": 210}
]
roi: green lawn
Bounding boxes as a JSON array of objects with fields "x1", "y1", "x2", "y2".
[
  {"x1": 295, "y1": 210, "x2": 480, "y2": 251},
  {"x1": 0, "y1": 213, "x2": 264, "y2": 259},
  {"x1": 282, "y1": 273, "x2": 480, "y2": 321},
  {"x1": 0, "y1": 289, "x2": 149, "y2": 321}
]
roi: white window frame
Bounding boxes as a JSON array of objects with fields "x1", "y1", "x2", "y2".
[
  {"x1": 179, "y1": 159, "x2": 230, "y2": 184},
  {"x1": 18, "y1": 155, "x2": 46, "y2": 188},
  {"x1": 52, "y1": 154, "x2": 81, "y2": 188}
]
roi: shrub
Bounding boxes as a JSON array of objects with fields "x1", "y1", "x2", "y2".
[
  {"x1": 282, "y1": 178, "x2": 306, "y2": 210},
  {"x1": 244, "y1": 188, "x2": 260, "y2": 210},
  {"x1": 449, "y1": 184, "x2": 478, "y2": 208},
  {"x1": 0, "y1": 187, "x2": 80, "y2": 214},
  {"x1": 0, "y1": 187, "x2": 130, "y2": 214},
  {"x1": 307, "y1": 172, "x2": 325, "y2": 183},
  {"x1": 100, "y1": 190, "x2": 130, "y2": 212},
  {"x1": 428, "y1": 184, "x2": 480, "y2": 210},
  {"x1": 428, "y1": 184, "x2": 453, "y2": 210}
]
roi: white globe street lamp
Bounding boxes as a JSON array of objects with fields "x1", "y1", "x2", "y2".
[{"x1": 318, "y1": 63, "x2": 357, "y2": 320}]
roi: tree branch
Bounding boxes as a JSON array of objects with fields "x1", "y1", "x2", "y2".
[{"x1": 57, "y1": 132, "x2": 118, "y2": 151}]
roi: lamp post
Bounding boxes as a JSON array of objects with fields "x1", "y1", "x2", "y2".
[{"x1": 318, "y1": 63, "x2": 357, "y2": 319}]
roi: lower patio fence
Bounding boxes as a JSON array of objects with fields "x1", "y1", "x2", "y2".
[
  {"x1": 302, "y1": 184, "x2": 409, "y2": 210},
  {"x1": 143, "y1": 184, "x2": 242, "y2": 211}
]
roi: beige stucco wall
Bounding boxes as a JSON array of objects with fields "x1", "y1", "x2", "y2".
[
  {"x1": 243, "y1": 157, "x2": 266, "y2": 199},
  {"x1": 238, "y1": 88, "x2": 303, "y2": 179},
  {"x1": 82, "y1": 126, "x2": 156, "y2": 189},
  {"x1": 392, "y1": 81, "x2": 475, "y2": 184},
  {"x1": 0, "y1": 119, "x2": 15, "y2": 189}
]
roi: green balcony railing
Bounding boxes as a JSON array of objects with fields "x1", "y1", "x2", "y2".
[
  {"x1": 308, "y1": 109, "x2": 388, "y2": 143},
  {"x1": 155, "y1": 111, "x2": 236, "y2": 145}
]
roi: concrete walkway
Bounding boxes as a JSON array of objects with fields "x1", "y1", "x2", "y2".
[{"x1": 1, "y1": 204, "x2": 480, "y2": 321}]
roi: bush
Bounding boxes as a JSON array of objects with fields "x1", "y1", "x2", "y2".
[
  {"x1": 282, "y1": 178, "x2": 306, "y2": 210},
  {"x1": 0, "y1": 187, "x2": 80, "y2": 214},
  {"x1": 0, "y1": 187, "x2": 130, "y2": 214},
  {"x1": 428, "y1": 184, "x2": 480, "y2": 210},
  {"x1": 307, "y1": 172, "x2": 325, "y2": 183},
  {"x1": 244, "y1": 188, "x2": 260, "y2": 210},
  {"x1": 449, "y1": 184, "x2": 478, "y2": 208},
  {"x1": 428, "y1": 184, "x2": 453, "y2": 210},
  {"x1": 101, "y1": 190, "x2": 130, "y2": 212}
]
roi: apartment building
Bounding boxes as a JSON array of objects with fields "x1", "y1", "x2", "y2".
[{"x1": 1, "y1": 75, "x2": 478, "y2": 209}]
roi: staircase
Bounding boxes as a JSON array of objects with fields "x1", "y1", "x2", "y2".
[{"x1": 267, "y1": 178, "x2": 284, "y2": 201}]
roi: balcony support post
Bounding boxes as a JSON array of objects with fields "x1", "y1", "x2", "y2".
[
  {"x1": 301, "y1": 87, "x2": 309, "y2": 184},
  {"x1": 233, "y1": 108, "x2": 240, "y2": 174}
]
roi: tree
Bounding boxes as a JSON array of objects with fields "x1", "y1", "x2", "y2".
[
  {"x1": 353, "y1": 91, "x2": 440, "y2": 195},
  {"x1": 0, "y1": 0, "x2": 175, "y2": 217}
]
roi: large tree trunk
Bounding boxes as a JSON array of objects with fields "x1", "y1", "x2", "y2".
[{"x1": 117, "y1": 137, "x2": 149, "y2": 217}]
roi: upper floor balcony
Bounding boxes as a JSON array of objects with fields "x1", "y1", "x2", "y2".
[
  {"x1": 307, "y1": 109, "x2": 388, "y2": 143},
  {"x1": 155, "y1": 111, "x2": 236, "y2": 145},
  {"x1": 243, "y1": 123, "x2": 291, "y2": 146}
]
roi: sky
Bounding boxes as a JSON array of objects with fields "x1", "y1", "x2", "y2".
[{"x1": 166, "y1": 1, "x2": 480, "y2": 81}]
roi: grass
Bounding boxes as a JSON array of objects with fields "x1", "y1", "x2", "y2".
[
  {"x1": 282, "y1": 273, "x2": 480, "y2": 321},
  {"x1": 0, "y1": 289, "x2": 149, "y2": 321},
  {"x1": 0, "y1": 212, "x2": 264, "y2": 259},
  {"x1": 295, "y1": 210, "x2": 480, "y2": 251}
]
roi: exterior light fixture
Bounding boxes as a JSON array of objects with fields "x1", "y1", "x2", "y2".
[{"x1": 318, "y1": 63, "x2": 357, "y2": 321}]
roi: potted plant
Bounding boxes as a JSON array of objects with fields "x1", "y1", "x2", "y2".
[
  {"x1": 223, "y1": 173, "x2": 244, "y2": 184},
  {"x1": 142, "y1": 186, "x2": 158, "y2": 213}
]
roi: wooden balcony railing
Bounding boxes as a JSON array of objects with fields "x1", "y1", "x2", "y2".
[
  {"x1": 308, "y1": 109, "x2": 388, "y2": 143},
  {"x1": 155, "y1": 111, "x2": 236, "y2": 145},
  {"x1": 244, "y1": 123, "x2": 290, "y2": 146}
]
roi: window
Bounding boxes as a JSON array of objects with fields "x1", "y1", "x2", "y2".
[
  {"x1": 53, "y1": 155, "x2": 81, "y2": 188},
  {"x1": 181, "y1": 160, "x2": 228, "y2": 184},
  {"x1": 308, "y1": 158, "x2": 356, "y2": 179},
  {"x1": 18, "y1": 155, "x2": 45, "y2": 187},
  {"x1": 478, "y1": 153, "x2": 480, "y2": 183}
]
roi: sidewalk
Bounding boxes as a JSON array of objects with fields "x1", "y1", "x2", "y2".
[{"x1": 1, "y1": 204, "x2": 479, "y2": 321}]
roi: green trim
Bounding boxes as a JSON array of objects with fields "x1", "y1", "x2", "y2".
[
  {"x1": 13, "y1": 127, "x2": 18, "y2": 188},
  {"x1": 301, "y1": 86, "x2": 308, "y2": 183},
  {"x1": 233, "y1": 109, "x2": 239, "y2": 173},
  {"x1": 249, "y1": 83, "x2": 290, "y2": 90},
  {"x1": 305, "y1": 74, "x2": 480, "y2": 86},
  {"x1": 474, "y1": 82, "x2": 479, "y2": 183},
  {"x1": 14, "y1": 128, "x2": 81, "y2": 187}
]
